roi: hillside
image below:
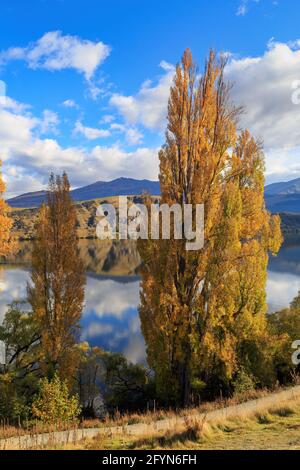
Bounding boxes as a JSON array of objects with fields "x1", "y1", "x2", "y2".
[
  {"x1": 10, "y1": 198, "x2": 300, "y2": 241},
  {"x1": 10, "y1": 195, "x2": 160, "y2": 241},
  {"x1": 265, "y1": 177, "x2": 300, "y2": 214},
  {"x1": 7, "y1": 177, "x2": 161, "y2": 208},
  {"x1": 7, "y1": 176, "x2": 300, "y2": 215},
  {"x1": 7, "y1": 176, "x2": 300, "y2": 239}
]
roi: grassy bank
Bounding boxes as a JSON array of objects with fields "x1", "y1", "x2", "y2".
[
  {"x1": 58, "y1": 396, "x2": 300, "y2": 450},
  {"x1": 3, "y1": 386, "x2": 300, "y2": 450}
]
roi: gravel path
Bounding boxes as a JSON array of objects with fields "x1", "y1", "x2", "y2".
[{"x1": 2, "y1": 385, "x2": 300, "y2": 449}]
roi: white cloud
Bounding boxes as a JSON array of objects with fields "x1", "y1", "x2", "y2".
[
  {"x1": 0, "y1": 31, "x2": 111, "y2": 80},
  {"x1": 236, "y1": 0, "x2": 260, "y2": 16},
  {"x1": 126, "y1": 128, "x2": 143, "y2": 145},
  {"x1": 74, "y1": 120, "x2": 110, "y2": 140},
  {"x1": 0, "y1": 96, "x2": 159, "y2": 197},
  {"x1": 110, "y1": 123, "x2": 143, "y2": 145},
  {"x1": 39, "y1": 109, "x2": 60, "y2": 135},
  {"x1": 0, "y1": 80, "x2": 6, "y2": 105},
  {"x1": 62, "y1": 99, "x2": 77, "y2": 108},
  {"x1": 110, "y1": 61, "x2": 175, "y2": 130},
  {"x1": 90, "y1": 145, "x2": 158, "y2": 180},
  {"x1": 100, "y1": 114, "x2": 115, "y2": 124},
  {"x1": 225, "y1": 40, "x2": 300, "y2": 181}
]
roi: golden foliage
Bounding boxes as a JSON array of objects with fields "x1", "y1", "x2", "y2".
[
  {"x1": 32, "y1": 374, "x2": 81, "y2": 424},
  {"x1": 138, "y1": 50, "x2": 283, "y2": 406},
  {"x1": 0, "y1": 161, "x2": 15, "y2": 257},
  {"x1": 28, "y1": 173, "x2": 86, "y2": 383}
]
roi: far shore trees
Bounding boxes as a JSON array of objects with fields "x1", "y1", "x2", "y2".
[
  {"x1": 138, "y1": 49, "x2": 282, "y2": 407},
  {"x1": 28, "y1": 173, "x2": 86, "y2": 383}
]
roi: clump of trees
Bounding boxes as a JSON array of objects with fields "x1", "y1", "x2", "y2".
[
  {"x1": 138, "y1": 49, "x2": 283, "y2": 406},
  {"x1": 268, "y1": 290, "x2": 300, "y2": 384},
  {"x1": 77, "y1": 342, "x2": 154, "y2": 416},
  {"x1": 0, "y1": 172, "x2": 152, "y2": 423}
]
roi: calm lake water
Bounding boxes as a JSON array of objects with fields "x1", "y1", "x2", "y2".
[{"x1": 0, "y1": 237, "x2": 299, "y2": 364}]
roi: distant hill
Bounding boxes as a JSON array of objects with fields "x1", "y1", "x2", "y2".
[
  {"x1": 265, "y1": 178, "x2": 300, "y2": 196},
  {"x1": 265, "y1": 177, "x2": 300, "y2": 214},
  {"x1": 7, "y1": 175, "x2": 300, "y2": 215},
  {"x1": 7, "y1": 177, "x2": 161, "y2": 208}
]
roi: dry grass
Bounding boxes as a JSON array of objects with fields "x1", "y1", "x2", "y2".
[
  {"x1": 24, "y1": 393, "x2": 300, "y2": 450},
  {"x1": 0, "y1": 387, "x2": 271, "y2": 441},
  {"x1": 3, "y1": 386, "x2": 300, "y2": 450}
]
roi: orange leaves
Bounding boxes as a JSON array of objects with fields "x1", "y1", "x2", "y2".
[
  {"x1": 28, "y1": 173, "x2": 86, "y2": 383},
  {"x1": 0, "y1": 162, "x2": 15, "y2": 258},
  {"x1": 139, "y1": 49, "x2": 283, "y2": 405}
]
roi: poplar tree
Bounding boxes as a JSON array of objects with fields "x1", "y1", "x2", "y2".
[
  {"x1": 139, "y1": 50, "x2": 282, "y2": 406},
  {"x1": 28, "y1": 173, "x2": 86, "y2": 382},
  {"x1": 0, "y1": 161, "x2": 14, "y2": 257}
]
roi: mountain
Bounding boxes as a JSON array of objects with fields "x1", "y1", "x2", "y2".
[
  {"x1": 7, "y1": 177, "x2": 161, "y2": 208},
  {"x1": 265, "y1": 177, "x2": 300, "y2": 214},
  {"x1": 7, "y1": 176, "x2": 300, "y2": 214},
  {"x1": 265, "y1": 178, "x2": 300, "y2": 196},
  {"x1": 7, "y1": 190, "x2": 48, "y2": 209}
]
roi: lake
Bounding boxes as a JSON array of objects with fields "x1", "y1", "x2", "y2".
[{"x1": 0, "y1": 237, "x2": 300, "y2": 364}]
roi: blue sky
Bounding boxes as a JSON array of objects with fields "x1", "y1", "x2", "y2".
[{"x1": 0, "y1": 0, "x2": 300, "y2": 196}]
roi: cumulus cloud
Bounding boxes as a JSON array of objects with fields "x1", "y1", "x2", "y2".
[
  {"x1": 110, "y1": 61, "x2": 175, "y2": 130},
  {"x1": 0, "y1": 96, "x2": 159, "y2": 196},
  {"x1": 0, "y1": 31, "x2": 111, "y2": 80},
  {"x1": 110, "y1": 123, "x2": 143, "y2": 145},
  {"x1": 74, "y1": 120, "x2": 110, "y2": 140},
  {"x1": 225, "y1": 40, "x2": 300, "y2": 181},
  {"x1": 39, "y1": 109, "x2": 60, "y2": 135},
  {"x1": 226, "y1": 41, "x2": 300, "y2": 149}
]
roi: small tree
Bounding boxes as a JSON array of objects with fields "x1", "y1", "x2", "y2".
[
  {"x1": 0, "y1": 302, "x2": 41, "y2": 421},
  {"x1": 32, "y1": 374, "x2": 81, "y2": 424}
]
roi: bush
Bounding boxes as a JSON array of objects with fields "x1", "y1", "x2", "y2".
[
  {"x1": 32, "y1": 374, "x2": 81, "y2": 424},
  {"x1": 232, "y1": 368, "x2": 256, "y2": 395}
]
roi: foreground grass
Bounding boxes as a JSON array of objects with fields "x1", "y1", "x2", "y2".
[
  {"x1": 53, "y1": 399, "x2": 300, "y2": 450},
  {"x1": 0, "y1": 388, "x2": 270, "y2": 440},
  {"x1": 3, "y1": 387, "x2": 300, "y2": 450}
]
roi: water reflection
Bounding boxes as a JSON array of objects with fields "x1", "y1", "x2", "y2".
[
  {"x1": 267, "y1": 237, "x2": 300, "y2": 312},
  {"x1": 80, "y1": 276, "x2": 145, "y2": 364},
  {"x1": 0, "y1": 238, "x2": 299, "y2": 363},
  {"x1": 0, "y1": 266, "x2": 145, "y2": 363}
]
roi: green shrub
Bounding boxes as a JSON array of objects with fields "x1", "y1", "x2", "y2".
[
  {"x1": 232, "y1": 368, "x2": 256, "y2": 395},
  {"x1": 32, "y1": 374, "x2": 81, "y2": 424}
]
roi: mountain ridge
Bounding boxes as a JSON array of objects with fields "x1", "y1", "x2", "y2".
[
  {"x1": 7, "y1": 177, "x2": 161, "y2": 208},
  {"x1": 6, "y1": 175, "x2": 300, "y2": 214}
]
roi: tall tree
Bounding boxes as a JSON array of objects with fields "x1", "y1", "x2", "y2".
[
  {"x1": 28, "y1": 173, "x2": 86, "y2": 382},
  {"x1": 138, "y1": 50, "x2": 282, "y2": 406},
  {"x1": 0, "y1": 161, "x2": 14, "y2": 257}
]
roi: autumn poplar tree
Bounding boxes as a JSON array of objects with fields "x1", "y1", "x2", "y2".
[
  {"x1": 138, "y1": 50, "x2": 282, "y2": 406},
  {"x1": 0, "y1": 161, "x2": 14, "y2": 257},
  {"x1": 28, "y1": 173, "x2": 86, "y2": 382}
]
